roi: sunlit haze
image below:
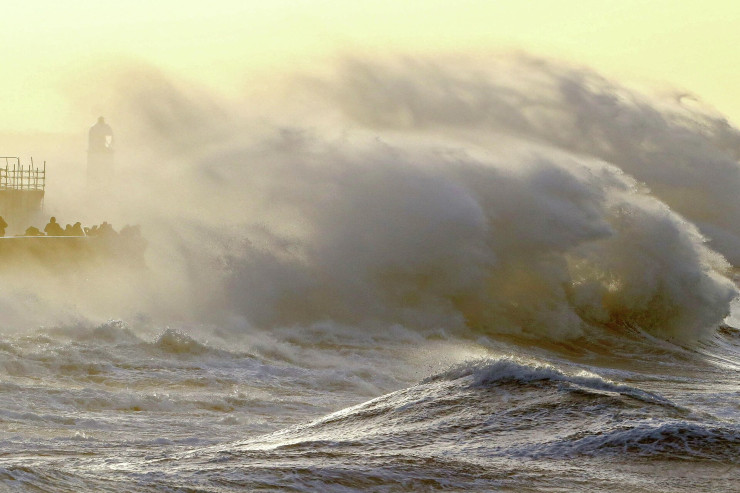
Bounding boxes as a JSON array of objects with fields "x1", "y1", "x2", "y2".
[
  {"x1": 4, "y1": 1, "x2": 740, "y2": 132},
  {"x1": 1, "y1": 2, "x2": 739, "y2": 491}
]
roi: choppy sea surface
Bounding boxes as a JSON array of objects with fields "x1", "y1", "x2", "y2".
[
  {"x1": 0, "y1": 312, "x2": 737, "y2": 492},
  {"x1": 3, "y1": 55, "x2": 740, "y2": 491}
]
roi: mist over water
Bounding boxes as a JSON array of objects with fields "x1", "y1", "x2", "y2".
[{"x1": 3, "y1": 54, "x2": 739, "y2": 341}]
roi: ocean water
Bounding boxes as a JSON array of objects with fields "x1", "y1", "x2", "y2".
[
  {"x1": 0, "y1": 317, "x2": 737, "y2": 492},
  {"x1": 2, "y1": 56, "x2": 740, "y2": 491}
]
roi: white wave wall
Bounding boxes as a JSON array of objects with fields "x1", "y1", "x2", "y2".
[
  {"x1": 214, "y1": 135, "x2": 735, "y2": 340},
  {"x1": 12, "y1": 54, "x2": 739, "y2": 340},
  {"x1": 328, "y1": 56, "x2": 740, "y2": 265}
]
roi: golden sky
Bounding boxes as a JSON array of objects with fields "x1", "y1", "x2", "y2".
[{"x1": 3, "y1": 1, "x2": 740, "y2": 132}]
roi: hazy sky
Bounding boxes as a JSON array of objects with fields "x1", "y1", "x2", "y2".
[{"x1": 4, "y1": 1, "x2": 740, "y2": 132}]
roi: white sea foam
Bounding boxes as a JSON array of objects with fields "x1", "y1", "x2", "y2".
[
  {"x1": 2, "y1": 55, "x2": 738, "y2": 343},
  {"x1": 95, "y1": 57, "x2": 740, "y2": 341}
]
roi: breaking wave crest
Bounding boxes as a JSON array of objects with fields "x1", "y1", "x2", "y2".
[
  {"x1": 150, "y1": 329, "x2": 215, "y2": 356},
  {"x1": 5, "y1": 55, "x2": 740, "y2": 345},
  {"x1": 423, "y1": 357, "x2": 675, "y2": 405},
  {"x1": 207, "y1": 355, "x2": 738, "y2": 477},
  {"x1": 112, "y1": 55, "x2": 738, "y2": 343},
  {"x1": 215, "y1": 131, "x2": 737, "y2": 341}
]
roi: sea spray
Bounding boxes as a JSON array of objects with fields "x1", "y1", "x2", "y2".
[{"x1": 2, "y1": 55, "x2": 739, "y2": 342}]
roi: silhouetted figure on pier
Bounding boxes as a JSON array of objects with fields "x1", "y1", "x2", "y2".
[
  {"x1": 44, "y1": 217, "x2": 64, "y2": 236},
  {"x1": 24, "y1": 226, "x2": 43, "y2": 236},
  {"x1": 71, "y1": 222, "x2": 84, "y2": 236},
  {"x1": 98, "y1": 221, "x2": 116, "y2": 237},
  {"x1": 0, "y1": 216, "x2": 6, "y2": 237}
]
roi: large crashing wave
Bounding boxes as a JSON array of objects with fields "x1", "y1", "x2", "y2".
[
  {"x1": 329, "y1": 56, "x2": 740, "y2": 265},
  {"x1": 15, "y1": 55, "x2": 740, "y2": 341},
  {"x1": 215, "y1": 141, "x2": 735, "y2": 340}
]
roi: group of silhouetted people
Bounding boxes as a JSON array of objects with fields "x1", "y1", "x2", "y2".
[
  {"x1": 12, "y1": 216, "x2": 121, "y2": 238},
  {"x1": 1, "y1": 213, "x2": 146, "y2": 267},
  {"x1": 35, "y1": 216, "x2": 84, "y2": 236}
]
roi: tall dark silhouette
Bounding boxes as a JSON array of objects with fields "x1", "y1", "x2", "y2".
[
  {"x1": 87, "y1": 116, "x2": 114, "y2": 187},
  {"x1": 89, "y1": 116, "x2": 113, "y2": 151}
]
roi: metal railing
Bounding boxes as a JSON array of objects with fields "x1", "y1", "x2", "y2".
[{"x1": 0, "y1": 157, "x2": 46, "y2": 191}]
